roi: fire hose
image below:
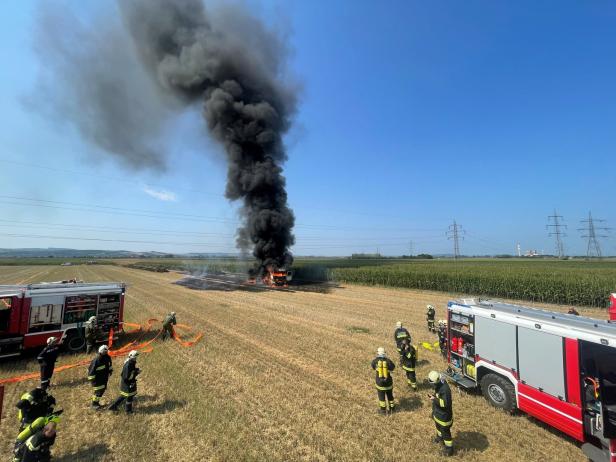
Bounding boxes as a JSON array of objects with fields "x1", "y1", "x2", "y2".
[{"x1": 0, "y1": 318, "x2": 203, "y2": 387}]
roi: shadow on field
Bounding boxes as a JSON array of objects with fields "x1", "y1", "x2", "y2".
[
  {"x1": 398, "y1": 395, "x2": 423, "y2": 411},
  {"x1": 136, "y1": 397, "x2": 187, "y2": 415},
  {"x1": 55, "y1": 376, "x2": 90, "y2": 388},
  {"x1": 55, "y1": 443, "x2": 110, "y2": 461},
  {"x1": 455, "y1": 431, "x2": 489, "y2": 453}
]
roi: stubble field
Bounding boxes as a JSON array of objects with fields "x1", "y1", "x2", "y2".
[{"x1": 0, "y1": 265, "x2": 607, "y2": 461}]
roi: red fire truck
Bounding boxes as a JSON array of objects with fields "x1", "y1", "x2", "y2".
[
  {"x1": 0, "y1": 282, "x2": 125, "y2": 358},
  {"x1": 445, "y1": 295, "x2": 616, "y2": 462}
]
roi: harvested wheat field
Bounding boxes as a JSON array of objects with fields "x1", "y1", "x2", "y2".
[{"x1": 0, "y1": 265, "x2": 606, "y2": 461}]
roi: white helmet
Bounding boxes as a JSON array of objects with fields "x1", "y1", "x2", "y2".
[
  {"x1": 89, "y1": 316, "x2": 97, "y2": 323},
  {"x1": 396, "y1": 321, "x2": 402, "y2": 328},
  {"x1": 47, "y1": 336, "x2": 58, "y2": 345},
  {"x1": 170, "y1": 312, "x2": 176, "y2": 316},
  {"x1": 427, "y1": 304, "x2": 434, "y2": 310},
  {"x1": 128, "y1": 350, "x2": 139, "y2": 360},
  {"x1": 428, "y1": 370, "x2": 441, "y2": 383},
  {"x1": 98, "y1": 345, "x2": 109, "y2": 355},
  {"x1": 377, "y1": 347, "x2": 386, "y2": 357}
]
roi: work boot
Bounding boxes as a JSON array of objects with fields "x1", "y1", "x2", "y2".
[
  {"x1": 442, "y1": 446, "x2": 454, "y2": 457},
  {"x1": 91, "y1": 401, "x2": 101, "y2": 409},
  {"x1": 378, "y1": 408, "x2": 387, "y2": 415}
]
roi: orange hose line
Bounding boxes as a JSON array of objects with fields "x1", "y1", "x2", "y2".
[{"x1": 0, "y1": 318, "x2": 203, "y2": 386}]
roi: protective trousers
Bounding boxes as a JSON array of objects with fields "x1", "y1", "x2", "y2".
[
  {"x1": 162, "y1": 325, "x2": 174, "y2": 341},
  {"x1": 377, "y1": 389, "x2": 395, "y2": 412},
  {"x1": 109, "y1": 395, "x2": 134, "y2": 413},
  {"x1": 427, "y1": 319, "x2": 435, "y2": 331},
  {"x1": 434, "y1": 418, "x2": 454, "y2": 455},
  {"x1": 40, "y1": 364, "x2": 54, "y2": 390},
  {"x1": 91, "y1": 381, "x2": 108, "y2": 406},
  {"x1": 404, "y1": 369, "x2": 417, "y2": 389}
]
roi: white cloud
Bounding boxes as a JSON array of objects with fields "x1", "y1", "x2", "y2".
[{"x1": 143, "y1": 186, "x2": 177, "y2": 202}]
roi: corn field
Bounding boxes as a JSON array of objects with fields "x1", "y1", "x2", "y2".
[{"x1": 322, "y1": 259, "x2": 616, "y2": 308}]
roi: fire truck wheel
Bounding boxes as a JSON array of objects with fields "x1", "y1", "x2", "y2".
[
  {"x1": 66, "y1": 333, "x2": 86, "y2": 352},
  {"x1": 480, "y1": 373, "x2": 516, "y2": 413}
]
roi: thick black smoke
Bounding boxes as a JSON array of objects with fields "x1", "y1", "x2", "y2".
[{"x1": 35, "y1": 0, "x2": 296, "y2": 271}]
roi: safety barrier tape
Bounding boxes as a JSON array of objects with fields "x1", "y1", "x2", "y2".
[{"x1": 0, "y1": 318, "x2": 203, "y2": 386}]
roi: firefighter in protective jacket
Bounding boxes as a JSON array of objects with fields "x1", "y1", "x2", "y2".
[
  {"x1": 16, "y1": 388, "x2": 56, "y2": 430},
  {"x1": 428, "y1": 370, "x2": 454, "y2": 457},
  {"x1": 393, "y1": 321, "x2": 411, "y2": 355},
  {"x1": 400, "y1": 339, "x2": 418, "y2": 390},
  {"x1": 13, "y1": 411, "x2": 62, "y2": 462},
  {"x1": 426, "y1": 305, "x2": 436, "y2": 332},
  {"x1": 162, "y1": 312, "x2": 177, "y2": 341},
  {"x1": 37, "y1": 338, "x2": 59, "y2": 391},
  {"x1": 20, "y1": 422, "x2": 56, "y2": 462},
  {"x1": 371, "y1": 347, "x2": 396, "y2": 414},
  {"x1": 87, "y1": 345, "x2": 113, "y2": 408},
  {"x1": 108, "y1": 350, "x2": 140, "y2": 413},
  {"x1": 84, "y1": 316, "x2": 99, "y2": 354}
]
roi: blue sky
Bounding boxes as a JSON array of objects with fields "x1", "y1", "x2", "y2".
[{"x1": 0, "y1": 0, "x2": 614, "y2": 256}]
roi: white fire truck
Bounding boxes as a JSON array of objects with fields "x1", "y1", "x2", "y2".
[
  {"x1": 444, "y1": 294, "x2": 616, "y2": 462},
  {"x1": 0, "y1": 282, "x2": 126, "y2": 358}
]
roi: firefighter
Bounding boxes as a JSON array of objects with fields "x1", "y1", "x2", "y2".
[
  {"x1": 437, "y1": 320, "x2": 448, "y2": 358},
  {"x1": 37, "y1": 337, "x2": 59, "y2": 391},
  {"x1": 108, "y1": 350, "x2": 140, "y2": 413},
  {"x1": 393, "y1": 321, "x2": 411, "y2": 355},
  {"x1": 400, "y1": 339, "x2": 418, "y2": 390},
  {"x1": 20, "y1": 422, "x2": 57, "y2": 462},
  {"x1": 428, "y1": 370, "x2": 454, "y2": 457},
  {"x1": 16, "y1": 388, "x2": 56, "y2": 431},
  {"x1": 87, "y1": 345, "x2": 113, "y2": 409},
  {"x1": 13, "y1": 411, "x2": 62, "y2": 462},
  {"x1": 84, "y1": 316, "x2": 99, "y2": 354},
  {"x1": 371, "y1": 347, "x2": 396, "y2": 414},
  {"x1": 426, "y1": 305, "x2": 436, "y2": 332},
  {"x1": 162, "y1": 311, "x2": 177, "y2": 341}
]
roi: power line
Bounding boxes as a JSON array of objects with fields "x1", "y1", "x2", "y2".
[
  {"x1": 0, "y1": 195, "x2": 446, "y2": 233},
  {"x1": 446, "y1": 220, "x2": 465, "y2": 260},
  {"x1": 547, "y1": 209, "x2": 567, "y2": 258},
  {"x1": 578, "y1": 211, "x2": 610, "y2": 259},
  {"x1": 0, "y1": 157, "x2": 440, "y2": 222}
]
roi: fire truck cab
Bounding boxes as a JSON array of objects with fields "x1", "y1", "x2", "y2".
[
  {"x1": 444, "y1": 298, "x2": 616, "y2": 462},
  {"x1": 0, "y1": 282, "x2": 125, "y2": 358}
]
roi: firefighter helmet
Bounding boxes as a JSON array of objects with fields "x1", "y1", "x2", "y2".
[
  {"x1": 47, "y1": 336, "x2": 58, "y2": 345},
  {"x1": 428, "y1": 370, "x2": 441, "y2": 383},
  {"x1": 88, "y1": 316, "x2": 97, "y2": 323},
  {"x1": 170, "y1": 312, "x2": 176, "y2": 317},
  {"x1": 396, "y1": 321, "x2": 402, "y2": 328},
  {"x1": 427, "y1": 304, "x2": 435, "y2": 310},
  {"x1": 128, "y1": 350, "x2": 139, "y2": 360},
  {"x1": 99, "y1": 345, "x2": 109, "y2": 354},
  {"x1": 377, "y1": 347, "x2": 386, "y2": 357}
]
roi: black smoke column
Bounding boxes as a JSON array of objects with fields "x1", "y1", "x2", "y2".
[{"x1": 119, "y1": 0, "x2": 296, "y2": 272}]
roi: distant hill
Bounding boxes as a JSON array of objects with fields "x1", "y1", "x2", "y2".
[{"x1": 0, "y1": 248, "x2": 237, "y2": 259}]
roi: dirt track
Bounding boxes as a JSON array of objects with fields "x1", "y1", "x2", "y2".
[{"x1": 0, "y1": 265, "x2": 601, "y2": 461}]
